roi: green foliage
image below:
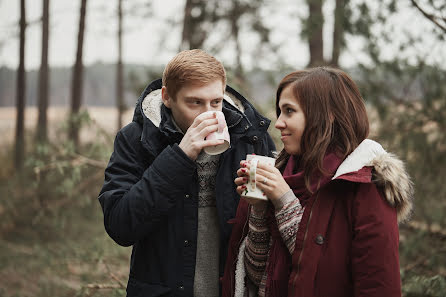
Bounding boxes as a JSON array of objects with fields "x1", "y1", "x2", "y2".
[
  {"x1": 0, "y1": 110, "x2": 112, "y2": 235},
  {"x1": 403, "y1": 275, "x2": 446, "y2": 297},
  {"x1": 355, "y1": 62, "x2": 446, "y2": 227},
  {"x1": 0, "y1": 111, "x2": 130, "y2": 297}
]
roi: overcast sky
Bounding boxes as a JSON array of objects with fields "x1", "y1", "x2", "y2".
[{"x1": 0, "y1": 0, "x2": 444, "y2": 71}]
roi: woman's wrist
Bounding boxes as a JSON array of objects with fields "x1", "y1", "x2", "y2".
[{"x1": 271, "y1": 189, "x2": 296, "y2": 210}]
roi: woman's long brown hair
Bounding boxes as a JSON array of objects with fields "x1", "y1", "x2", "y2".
[{"x1": 275, "y1": 67, "x2": 369, "y2": 193}]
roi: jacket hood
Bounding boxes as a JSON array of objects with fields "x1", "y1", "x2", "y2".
[
  {"x1": 131, "y1": 78, "x2": 272, "y2": 158},
  {"x1": 333, "y1": 139, "x2": 414, "y2": 223}
]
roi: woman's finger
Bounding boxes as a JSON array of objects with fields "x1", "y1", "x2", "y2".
[
  {"x1": 236, "y1": 167, "x2": 249, "y2": 177},
  {"x1": 254, "y1": 167, "x2": 277, "y2": 181},
  {"x1": 253, "y1": 173, "x2": 268, "y2": 189},
  {"x1": 234, "y1": 176, "x2": 248, "y2": 186},
  {"x1": 236, "y1": 184, "x2": 247, "y2": 195}
]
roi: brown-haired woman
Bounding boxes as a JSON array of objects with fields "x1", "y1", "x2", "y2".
[{"x1": 221, "y1": 67, "x2": 414, "y2": 297}]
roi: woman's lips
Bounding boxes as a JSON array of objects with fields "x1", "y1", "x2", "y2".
[{"x1": 280, "y1": 133, "x2": 291, "y2": 140}]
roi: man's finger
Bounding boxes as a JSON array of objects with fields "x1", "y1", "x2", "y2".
[
  {"x1": 195, "y1": 118, "x2": 219, "y2": 132},
  {"x1": 201, "y1": 139, "x2": 225, "y2": 147},
  {"x1": 199, "y1": 124, "x2": 220, "y2": 138},
  {"x1": 191, "y1": 111, "x2": 217, "y2": 128}
]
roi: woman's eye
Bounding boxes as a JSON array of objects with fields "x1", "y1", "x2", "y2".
[{"x1": 286, "y1": 108, "x2": 294, "y2": 114}]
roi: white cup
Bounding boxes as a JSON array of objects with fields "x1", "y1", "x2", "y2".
[
  {"x1": 203, "y1": 111, "x2": 230, "y2": 155},
  {"x1": 241, "y1": 154, "x2": 276, "y2": 200}
]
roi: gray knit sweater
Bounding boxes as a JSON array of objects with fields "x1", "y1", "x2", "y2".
[{"x1": 194, "y1": 151, "x2": 221, "y2": 297}]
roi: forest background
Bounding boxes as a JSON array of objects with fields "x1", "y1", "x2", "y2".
[{"x1": 0, "y1": 0, "x2": 445, "y2": 296}]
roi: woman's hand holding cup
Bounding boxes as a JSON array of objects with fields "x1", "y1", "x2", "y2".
[{"x1": 235, "y1": 156, "x2": 292, "y2": 209}]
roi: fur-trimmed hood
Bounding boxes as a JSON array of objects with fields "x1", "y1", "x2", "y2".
[
  {"x1": 130, "y1": 78, "x2": 274, "y2": 160},
  {"x1": 333, "y1": 139, "x2": 414, "y2": 223}
]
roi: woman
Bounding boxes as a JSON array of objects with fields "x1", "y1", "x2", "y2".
[{"x1": 221, "y1": 67, "x2": 413, "y2": 297}]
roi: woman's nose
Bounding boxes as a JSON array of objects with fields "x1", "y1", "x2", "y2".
[{"x1": 275, "y1": 117, "x2": 285, "y2": 129}]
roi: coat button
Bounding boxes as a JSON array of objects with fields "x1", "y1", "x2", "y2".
[
  {"x1": 252, "y1": 136, "x2": 258, "y2": 142},
  {"x1": 259, "y1": 120, "x2": 265, "y2": 126},
  {"x1": 245, "y1": 125, "x2": 250, "y2": 131},
  {"x1": 185, "y1": 194, "x2": 190, "y2": 199},
  {"x1": 315, "y1": 234, "x2": 324, "y2": 245},
  {"x1": 178, "y1": 285, "x2": 184, "y2": 291},
  {"x1": 184, "y1": 240, "x2": 189, "y2": 246}
]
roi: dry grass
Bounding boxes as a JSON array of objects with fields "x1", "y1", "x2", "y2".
[{"x1": 0, "y1": 107, "x2": 134, "y2": 148}]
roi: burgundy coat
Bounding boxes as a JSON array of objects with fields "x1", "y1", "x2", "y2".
[{"x1": 222, "y1": 142, "x2": 413, "y2": 297}]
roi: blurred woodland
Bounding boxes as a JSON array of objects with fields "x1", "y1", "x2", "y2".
[{"x1": 0, "y1": 0, "x2": 445, "y2": 296}]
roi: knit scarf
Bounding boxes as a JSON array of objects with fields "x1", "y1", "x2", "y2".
[
  {"x1": 283, "y1": 152, "x2": 343, "y2": 203},
  {"x1": 263, "y1": 152, "x2": 343, "y2": 297}
]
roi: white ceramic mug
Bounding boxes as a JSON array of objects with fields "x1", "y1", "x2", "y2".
[
  {"x1": 241, "y1": 154, "x2": 276, "y2": 200},
  {"x1": 203, "y1": 111, "x2": 230, "y2": 155}
]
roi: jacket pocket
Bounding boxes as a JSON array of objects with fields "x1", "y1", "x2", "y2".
[{"x1": 127, "y1": 277, "x2": 172, "y2": 297}]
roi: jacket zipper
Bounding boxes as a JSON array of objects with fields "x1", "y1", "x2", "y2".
[{"x1": 293, "y1": 194, "x2": 319, "y2": 286}]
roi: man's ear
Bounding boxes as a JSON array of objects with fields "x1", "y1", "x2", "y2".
[{"x1": 161, "y1": 86, "x2": 171, "y2": 108}]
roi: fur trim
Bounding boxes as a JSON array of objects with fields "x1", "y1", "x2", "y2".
[
  {"x1": 140, "y1": 89, "x2": 245, "y2": 128},
  {"x1": 234, "y1": 237, "x2": 247, "y2": 297},
  {"x1": 141, "y1": 89, "x2": 163, "y2": 127},
  {"x1": 370, "y1": 153, "x2": 414, "y2": 223}
]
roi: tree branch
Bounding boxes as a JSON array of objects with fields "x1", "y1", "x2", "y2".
[{"x1": 410, "y1": 0, "x2": 446, "y2": 33}]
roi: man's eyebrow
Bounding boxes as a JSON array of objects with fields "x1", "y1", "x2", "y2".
[{"x1": 184, "y1": 96, "x2": 224, "y2": 101}]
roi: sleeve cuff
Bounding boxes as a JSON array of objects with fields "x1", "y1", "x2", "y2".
[
  {"x1": 150, "y1": 144, "x2": 196, "y2": 188},
  {"x1": 273, "y1": 189, "x2": 297, "y2": 211}
]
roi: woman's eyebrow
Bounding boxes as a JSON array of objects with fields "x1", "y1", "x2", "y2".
[{"x1": 279, "y1": 102, "x2": 297, "y2": 109}]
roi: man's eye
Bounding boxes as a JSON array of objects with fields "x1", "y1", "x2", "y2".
[
  {"x1": 212, "y1": 100, "x2": 222, "y2": 106},
  {"x1": 194, "y1": 101, "x2": 201, "y2": 105}
]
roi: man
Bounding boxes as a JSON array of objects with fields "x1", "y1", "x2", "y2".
[{"x1": 98, "y1": 49, "x2": 275, "y2": 297}]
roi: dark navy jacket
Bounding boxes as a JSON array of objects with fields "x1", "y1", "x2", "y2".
[{"x1": 98, "y1": 79, "x2": 275, "y2": 297}]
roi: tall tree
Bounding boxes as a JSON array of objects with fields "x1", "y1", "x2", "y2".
[
  {"x1": 331, "y1": 0, "x2": 348, "y2": 66},
  {"x1": 15, "y1": 0, "x2": 26, "y2": 171},
  {"x1": 180, "y1": 0, "x2": 216, "y2": 50},
  {"x1": 228, "y1": 0, "x2": 244, "y2": 81},
  {"x1": 306, "y1": 0, "x2": 325, "y2": 66},
  {"x1": 116, "y1": 0, "x2": 124, "y2": 131},
  {"x1": 70, "y1": 0, "x2": 87, "y2": 148},
  {"x1": 179, "y1": 0, "x2": 270, "y2": 87},
  {"x1": 37, "y1": 0, "x2": 50, "y2": 143},
  {"x1": 180, "y1": 0, "x2": 193, "y2": 50}
]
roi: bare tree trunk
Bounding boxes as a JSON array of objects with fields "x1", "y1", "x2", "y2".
[
  {"x1": 116, "y1": 0, "x2": 124, "y2": 131},
  {"x1": 230, "y1": 1, "x2": 244, "y2": 84},
  {"x1": 307, "y1": 0, "x2": 325, "y2": 67},
  {"x1": 70, "y1": 0, "x2": 87, "y2": 149},
  {"x1": 180, "y1": 0, "x2": 209, "y2": 50},
  {"x1": 331, "y1": 0, "x2": 346, "y2": 66},
  {"x1": 15, "y1": 0, "x2": 26, "y2": 171},
  {"x1": 37, "y1": 0, "x2": 50, "y2": 143},
  {"x1": 180, "y1": 0, "x2": 193, "y2": 50}
]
